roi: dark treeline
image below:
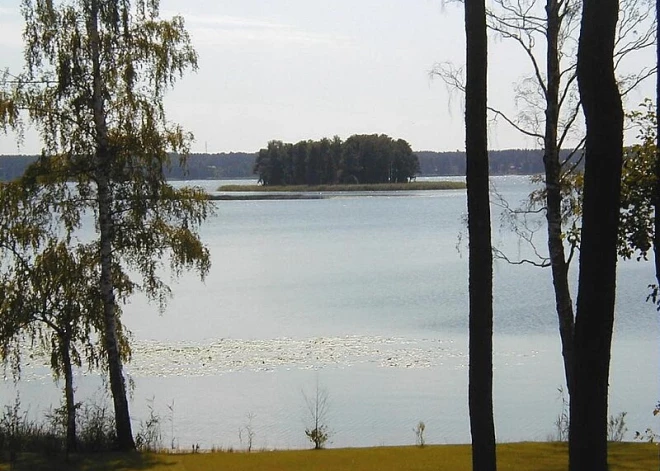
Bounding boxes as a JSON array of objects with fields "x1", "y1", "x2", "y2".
[
  {"x1": 254, "y1": 134, "x2": 419, "y2": 186},
  {"x1": 0, "y1": 153, "x2": 255, "y2": 181},
  {"x1": 417, "y1": 148, "x2": 581, "y2": 175},
  {"x1": 167, "y1": 152, "x2": 255, "y2": 179},
  {"x1": 0, "y1": 155, "x2": 38, "y2": 181},
  {"x1": 0, "y1": 148, "x2": 581, "y2": 181}
]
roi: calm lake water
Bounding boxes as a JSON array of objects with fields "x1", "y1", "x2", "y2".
[{"x1": 3, "y1": 176, "x2": 659, "y2": 449}]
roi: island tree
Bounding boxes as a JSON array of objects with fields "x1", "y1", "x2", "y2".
[
  {"x1": 253, "y1": 134, "x2": 419, "y2": 186},
  {"x1": 3, "y1": 0, "x2": 212, "y2": 450}
]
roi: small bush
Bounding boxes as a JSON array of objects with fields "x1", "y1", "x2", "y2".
[
  {"x1": 303, "y1": 382, "x2": 331, "y2": 450},
  {"x1": 0, "y1": 394, "x2": 121, "y2": 457},
  {"x1": 238, "y1": 412, "x2": 256, "y2": 452},
  {"x1": 76, "y1": 401, "x2": 116, "y2": 452},
  {"x1": 305, "y1": 425, "x2": 330, "y2": 450},
  {"x1": 608, "y1": 411, "x2": 628, "y2": 442},
  {"x1": 135, "y1": 398, "x2": 162, "y2": 452},
  {"x1": 0, "y1": 396, "x2": 63, "y2": 459},
  {"x1": 413, "y1": 421, "x2": 426, "y2": 447},
  {"x1": 549, "y1": 387, "x2": 569, "y2": 442},
  {"x1": 635, "y1": 401, "x2": 660, "y2": 443}
]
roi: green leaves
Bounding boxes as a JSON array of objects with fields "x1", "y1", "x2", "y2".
[
  {"x1": 0, "y1": 0, "x2": 210, "y2": 380},
  {"x1": 1, "y1": 1, "x2": 207, "y2": 448},
  {"x1": 9, "y1": 0, "x2": 211, "y2": 312},
  {"x1": 618, "y1": 99, "x2": 657, "y2": 261},
  {"x1": 521, "y1": 100, "x2": 658, "y2": 263},
  {"x1": 254, "y1": 134, "x2": 420, "y2": 186}
]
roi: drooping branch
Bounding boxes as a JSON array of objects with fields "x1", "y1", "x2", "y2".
[
  {"x1": 491, "y1": 182, "x2": 552, "y2": 267},
  {"x1": 488, "y1": 106, "x2": 545, "y2": 139},
  {"x1": 493, "y1": 247, "x2": 551, "y2": 267}
]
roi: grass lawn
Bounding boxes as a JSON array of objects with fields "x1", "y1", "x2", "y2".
[
  {"x1": 2, "y1": 442, "x2": 657, "y2": 471},
  {"x1": 217, "y1": 181, "x2": 466, "y2": 192}
]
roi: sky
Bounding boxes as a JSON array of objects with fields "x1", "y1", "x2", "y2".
[{"x1": 0, "y1": 0, "x2": 655, "y2": 155}]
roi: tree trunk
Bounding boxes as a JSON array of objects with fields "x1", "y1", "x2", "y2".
[
  {"x1": 543, "y1": 0, "x2": 575, "y2": 395},
  {"x1": 87, "y1": 0, "x2": 135, "y2": 451},
  {"x1": 97, "y1": 171, "x2": 135, "y2": 451},
  {"x1": 61, "y1": 333, "x2": 77, "y2": 454},
  {"x1": 654, "y1": 0, "x2": 660, "y2": 292},
  {"x1": 569, "y1": 0, "x2": 623, "y2": 469},
  {"x1": 465, "y1": 1, "x2": 497, "y2": 470}
]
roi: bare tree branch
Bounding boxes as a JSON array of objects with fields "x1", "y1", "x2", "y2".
[
  {"x1": 493, "y1": 247, "x2": 550, "y2": 267},
  {"x1": 488, "y1": 106, "x2": 544, "y2": 139}
]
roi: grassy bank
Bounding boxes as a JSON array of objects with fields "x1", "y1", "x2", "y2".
[
  {"x1": 217, "y1": 181, "x2": 466, "y2": 192},
  {"x1": 2, "y1": 442, "x2": 657, "y2": 471}
]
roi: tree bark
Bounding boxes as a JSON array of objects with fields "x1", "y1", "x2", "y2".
[
  {"x1": 543, "y1": 0, "x2": 575, "y2": 396},
  {"x1": 61, "y1": 333, "x2": 77, "y2": 454},
  {"x1": 87, "y1": 0, "x2": 135, "y2": 451},
  {"x1": 654, "y1": 0, "x2": 660, "y2": 293},
  {"x1": 569, "y1": 0, "x2": 623, "y2": 469},
  {"x1": 465, "y1": 1, "x2": 497, "y2": 470}
]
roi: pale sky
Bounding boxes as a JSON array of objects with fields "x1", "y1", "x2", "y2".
[{"x1": 0, "y1": 0, "x2": 655, "y2": 155}]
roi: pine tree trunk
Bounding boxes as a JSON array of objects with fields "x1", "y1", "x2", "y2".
[
  {"x1": 543, "y1": 0, "x2": 575, "y2": 395},
  {"x1": 465, "y1": 0, "x2": 497, "y2": 470},
  {"x1": 87, "y1": 0, "x2": 135, "y2": 451},
  {"x1": 569, "y1": 0, "x2": 623, "y2": 469}
]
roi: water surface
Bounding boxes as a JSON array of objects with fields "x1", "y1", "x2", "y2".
[{"x1": 5, "y1": 176, "x2": 658, "y2": 449}]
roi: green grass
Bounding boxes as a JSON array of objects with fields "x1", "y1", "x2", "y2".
[
  {"x1": 2, "y1": 442, "x2": 657, "y2": 471},
  {"x1": 217, "y1": 181, "x2": 466, "y2": 192}
]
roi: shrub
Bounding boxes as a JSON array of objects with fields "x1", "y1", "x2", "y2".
[
  {"x1": 76, "y1": 401, "x2": 116, "y2": 452},
  {"x1": 608, "y1": 411, "x2": 628, "y2": 442},
  {"x1": 303, "y1": 382, "x2": 331, "y2": 450},
  {"x1": 135, "y1": 398, "x2": 162, "y2": 452},
  {"x1": 0, "y1": 396, "x2": 63, "y2": 459},
  {"x1": 413, "y1": 421, "x2": 426, "y2": 447}
]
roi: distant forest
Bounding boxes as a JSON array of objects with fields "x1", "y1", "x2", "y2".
[{"x1": 0, "y1": 148, "x2": 569, "y2": 182}]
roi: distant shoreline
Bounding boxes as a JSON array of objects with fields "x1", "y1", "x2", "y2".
[
  {"x1": 210, "y1": 181, "x2": 465, "y2": 200},
  {"x1": 0, "y1": 149, "x2": 549, "y2": 181},
  {"x1": 218, "y1": 181, "x2": 466, "y2": 192}
]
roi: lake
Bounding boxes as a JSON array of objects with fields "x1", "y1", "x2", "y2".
[{"x1": 3, "y1": 176, "x2": 658, "y2": 450}]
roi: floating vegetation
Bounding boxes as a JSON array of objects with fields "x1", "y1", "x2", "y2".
[
  {"x1": 125, "y1": 336, "x2": 461, "y2": 378},
  {"x1": 15, "y1": 335, "x2": 541, "y2": 380}
]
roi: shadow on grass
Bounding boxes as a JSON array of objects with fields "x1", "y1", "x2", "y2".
[{"x1": 0, "y1": 451, "x2": 174, "y2": 471}]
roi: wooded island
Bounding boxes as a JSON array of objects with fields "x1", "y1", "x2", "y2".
[{"x1": 0, "y1": 148, "x2": 559, "y2": 182}]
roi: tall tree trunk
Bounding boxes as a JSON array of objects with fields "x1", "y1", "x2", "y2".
[
  {"x1": 465, "y1": 1, "x2": 497, "y2": 470},
  {"x1": 97, "y1": 167, "x2": 135, "y2": 451},
  {"x1": 569, "y1": 0, "x2": 623, "y2": 469},
  {"x1": 654, "y1": 0, "x2": 660, "y2": 291},
  {"x1": 61, "y1": 333, "x2": 77, "y2": 454},
  {"x1": 87, "y1": 0, "x2": 135, "y2": 451},
  {"x1": 543, "y1": 0, "x2": 575, "y2": 396}
]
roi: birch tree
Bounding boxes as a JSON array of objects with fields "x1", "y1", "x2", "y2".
[{"x1": 2, "y1": 0, "x2": 212, "y2": 450}]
